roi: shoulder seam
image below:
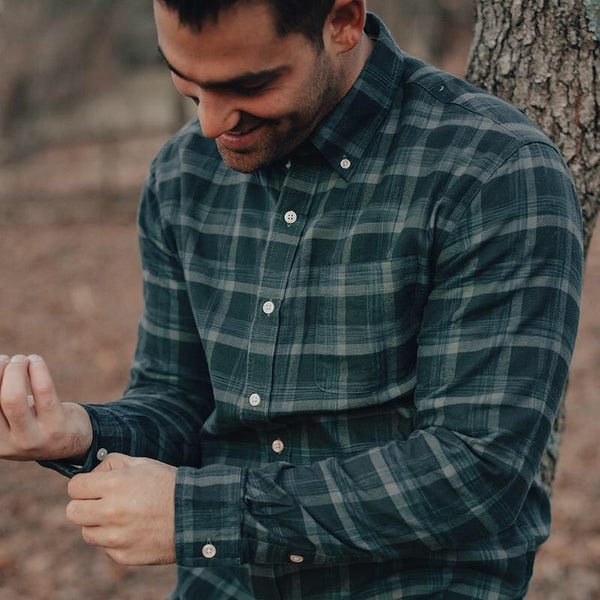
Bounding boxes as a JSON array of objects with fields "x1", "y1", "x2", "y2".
[
  {"x1": 439, "y1": 140, "x2": 565, "y2": 249},
  {"x1": 408, "y1": 79, "x2": 546, "y2": 147}
]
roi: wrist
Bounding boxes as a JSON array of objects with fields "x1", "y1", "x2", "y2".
[{"x1": 63, "y1": 402, "x2": 94, "y2": 462}]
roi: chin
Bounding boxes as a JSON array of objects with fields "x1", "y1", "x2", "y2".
[{"x1": 217, "y1": 146, "x2": 275, "y2": 173}]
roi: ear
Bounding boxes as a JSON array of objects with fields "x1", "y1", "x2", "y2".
[{"x1": 325, "y1": 0, "x2": 367, "y2": 53}]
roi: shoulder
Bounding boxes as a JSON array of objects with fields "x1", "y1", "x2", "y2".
[
  {"x1": 384, "y1": 54, "x2": 579, "y2": 245},
  {"x1": 393, "y1": 53, "x2": 558, "y2": 176}
]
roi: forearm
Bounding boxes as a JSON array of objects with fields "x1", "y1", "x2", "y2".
[
  {"x1": 87, "y1": 386, "x2": 206, "y2": 466},
  {"x1": 172, "y1": 416, "x2": 553, "y2": 567},
  {"x1": 39, "y1": 383, "x2": 209, "y2": 478}
]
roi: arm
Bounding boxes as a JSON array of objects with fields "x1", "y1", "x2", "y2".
[
  {"x1": 37, "y1": 161, "x2": 213, "y2": 476},
  {"x1": 72, "y1": 165, "x2": 213, "y2": 469},
  {"x1": 172, "y1": 142, "x2": 583, "y2": 566}
]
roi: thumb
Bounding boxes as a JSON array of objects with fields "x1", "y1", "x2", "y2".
[{"x1": 92, "y1": 452, "x2": 139, "y2": 472}]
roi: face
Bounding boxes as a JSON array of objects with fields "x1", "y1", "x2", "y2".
[{"x1": 154, "y1": 1, "x2": 345, "y2": 172}]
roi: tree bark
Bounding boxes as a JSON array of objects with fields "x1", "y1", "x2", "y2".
[{"x1": 466, "y1": 0, "x2": 600, "y2": 492}]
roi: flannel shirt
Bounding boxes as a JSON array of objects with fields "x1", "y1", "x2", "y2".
[{"x1": 43, "y1": 14, "x2": 583, "y2": 600}]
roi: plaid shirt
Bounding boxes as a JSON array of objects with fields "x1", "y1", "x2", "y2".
[{"x1": 44, "y1": 14, "x2": 583, "y2": 600}]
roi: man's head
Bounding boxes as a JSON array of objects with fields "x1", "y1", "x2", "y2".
[
  {"x1": 158, "y1": 0, "x2": 336, "y2": 47},
  {"x1": 154, "y1": 0, "x2": 370, "y2": 172}
]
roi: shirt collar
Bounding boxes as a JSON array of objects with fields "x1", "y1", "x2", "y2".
[{"x1": 305, "y1": 13, "x2": 404, "y2": 181}]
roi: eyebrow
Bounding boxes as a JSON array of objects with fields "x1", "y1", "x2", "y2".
[{"x1": 157, "y1": 45, "x2": 286, "y2": 90}]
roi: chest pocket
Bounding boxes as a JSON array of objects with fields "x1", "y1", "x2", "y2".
[{"x1": 313, "y1": 257, "x2": 420, "y2": 395}]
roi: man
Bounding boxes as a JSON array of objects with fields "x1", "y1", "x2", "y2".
[{"x1": 0, "y1": 1, "x2": 583, "y2": 598}]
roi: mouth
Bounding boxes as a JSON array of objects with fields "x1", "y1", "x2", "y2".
[{"x1": 218, "y1": 123, "x2": 265, "y2": 152}]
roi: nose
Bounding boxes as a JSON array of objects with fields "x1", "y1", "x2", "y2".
[{"x1": 196, "y1": 91, "x2": 240, "y2": 139}]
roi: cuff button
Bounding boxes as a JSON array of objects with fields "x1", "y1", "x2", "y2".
[{"x1": 202, "y1": 543, "x2": 217, "y2": 559}]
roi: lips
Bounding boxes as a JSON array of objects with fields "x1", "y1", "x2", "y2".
[{"x1": 218, "y1": 123, "x2": 264, "y2": 151}]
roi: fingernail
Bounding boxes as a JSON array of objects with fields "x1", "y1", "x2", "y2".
[
  {"x1": 0, "y1": 355, "x2": 9, "y2": 363},
  {"x1": 9, "y1": 355, "x2": 28, "y2": 364},
  {"x1": 28, "y1": 354, "x2": 44, "y2": 364}
]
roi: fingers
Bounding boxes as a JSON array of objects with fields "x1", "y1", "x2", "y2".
[
  {"x1": 66, "y1": 498, "x2": 105, "y2": 527},
  {"x1": 81, "y1": 526, "x2": 119, "y2": 550},
  {"x1": 27, "y1": 355, "x2": 61, "y2": 416},
  {"x1": 92, "y1": 452, "x2": 139, "y2": 473},
  {"x1": 0, "y1": 355, "x2": 36, "y2": 434},
  {"x1": 69, "y1": 454, "x2": 142, "y2": 498},
  {"x1": 0, "y1": 356, "x2": 9, "y2": 430},
  {"x1": 68, "y1": 470, "x2": 119, "y2": 500}
]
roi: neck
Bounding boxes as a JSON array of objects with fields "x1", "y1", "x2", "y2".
[{"x1": 337, "y1": 32, "x2": 375, "y2": 102}]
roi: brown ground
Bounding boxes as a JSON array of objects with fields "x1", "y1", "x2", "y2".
[{"x1": 0, "y1": 139, "x2": 598, "y2": 599}]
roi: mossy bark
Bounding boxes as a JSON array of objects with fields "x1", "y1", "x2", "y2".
[{"x1": 466, "y1": 0, "x2": 600, "y2": 492}]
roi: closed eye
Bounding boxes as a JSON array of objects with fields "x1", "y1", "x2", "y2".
[{"x1": 233, "y1": 80, "x2": 273, "y2": 96}]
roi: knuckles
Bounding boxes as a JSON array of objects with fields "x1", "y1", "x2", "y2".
[
  {"x1": 81, "y1": 527, "x2": 100, "y2": 546},
  {"x1": 81, "y1": 527, "x2": 126, "y2": 551},
  {"x1": 0, "y1": 392, "x2": 28, "y2": 415},
  {"x1": 105, "y1": 547, "x2": 139, "y2": 566},
  {"x1": 32, "y1": 382, "x2": 54, "y2": 398},
  {"x1": 67, "y1": 475, "x2": 84, "y2": 499},
  {"x1": 65, "y1": 501, "x2": 79, "y2": 524}
]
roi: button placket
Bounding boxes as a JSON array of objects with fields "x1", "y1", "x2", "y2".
[{"x1": 241, "y1": 166, "x2": 319, "y2": 427}]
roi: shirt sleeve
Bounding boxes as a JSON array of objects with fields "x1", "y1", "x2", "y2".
[
  {"x1": 172, "y1": 142, "x2": 584, "y2": 567},
  {"x1": 40, "y1": 160, "x2": 213, "y2": 478}
]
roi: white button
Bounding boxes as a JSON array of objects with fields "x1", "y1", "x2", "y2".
[
  {"x1": 202, "y1": 543, "x2": 217, "y2": 559},
  {"x1": 249, "y1": 393, "x2": 261, "y2": 407},
  {"x1": 285, "y1": 160, "x2": 292, "y2": 169},
  {"x1": 96, "y1": 448, "x2": 108, "y2": 461},
  {"x1": 284, "y1": 211, "x2": 297, "y2": 225},
  {"x1": 271, "y1": 439, "x2": 285, "y2": 454},
  {"x1": 340, "y1": 158, "x2": 351, "y2": 169},
  {"x1": 289, "y1": 554, "x2": 304, "y2": 563},
  {"x1": 262, "y1": 301, "x2": 275, "y2": 315}
]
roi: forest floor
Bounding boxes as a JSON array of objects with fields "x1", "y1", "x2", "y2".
[{"x1": 0, "y1": 138, "x2": 598, "y2": 599}]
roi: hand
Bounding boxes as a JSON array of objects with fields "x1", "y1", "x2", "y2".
[
  {"x1": 0, "y1": 354, "x2": 93, "y2": 461},
  {"x1": 66, "y1": 453, "x2": 177, "y2": 566}
]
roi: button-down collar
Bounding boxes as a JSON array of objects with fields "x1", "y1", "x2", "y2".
[{"x1": 307, "y1": 14, "x2": 404, "y2": 181}]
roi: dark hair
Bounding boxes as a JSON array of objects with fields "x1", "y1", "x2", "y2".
[{"x1": 158, "y1": 0, "x2": 336, "y2": 46}]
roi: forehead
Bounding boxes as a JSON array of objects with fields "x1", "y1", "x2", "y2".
[{"x1": 153, "y1": 0, "x2": 312, "y2": 81}]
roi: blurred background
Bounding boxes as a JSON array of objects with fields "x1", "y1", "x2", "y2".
[{"x1": 0, "y1": 1, "x2": 598, "y2": 598}]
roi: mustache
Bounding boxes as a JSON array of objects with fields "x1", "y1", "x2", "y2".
[{"x1": 227, "y1": 114, "x2": 275, "y2": 135}]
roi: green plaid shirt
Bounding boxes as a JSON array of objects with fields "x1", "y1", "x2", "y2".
[{"x1": 44, "y1": 14, "x2": 583, "y2": 600}]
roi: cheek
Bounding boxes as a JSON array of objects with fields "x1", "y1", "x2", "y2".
[{"x1": 241, "y1": 92, "x2": 298, "y2": 121}]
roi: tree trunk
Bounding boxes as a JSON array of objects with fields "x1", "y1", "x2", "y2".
[
  {"x1": 466, "y1": 0, "x2": 600, "y2": 492},
  {"x1": 368, "y1": 0, "x2": 474, "y2": 74}
]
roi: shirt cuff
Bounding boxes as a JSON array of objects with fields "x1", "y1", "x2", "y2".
[
  {"x1": 37, "y1": 404, "x2": 123, "y2": 478},
  {"x1": 174, "y1": 464, "x2": 244, "y2": 567}
]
